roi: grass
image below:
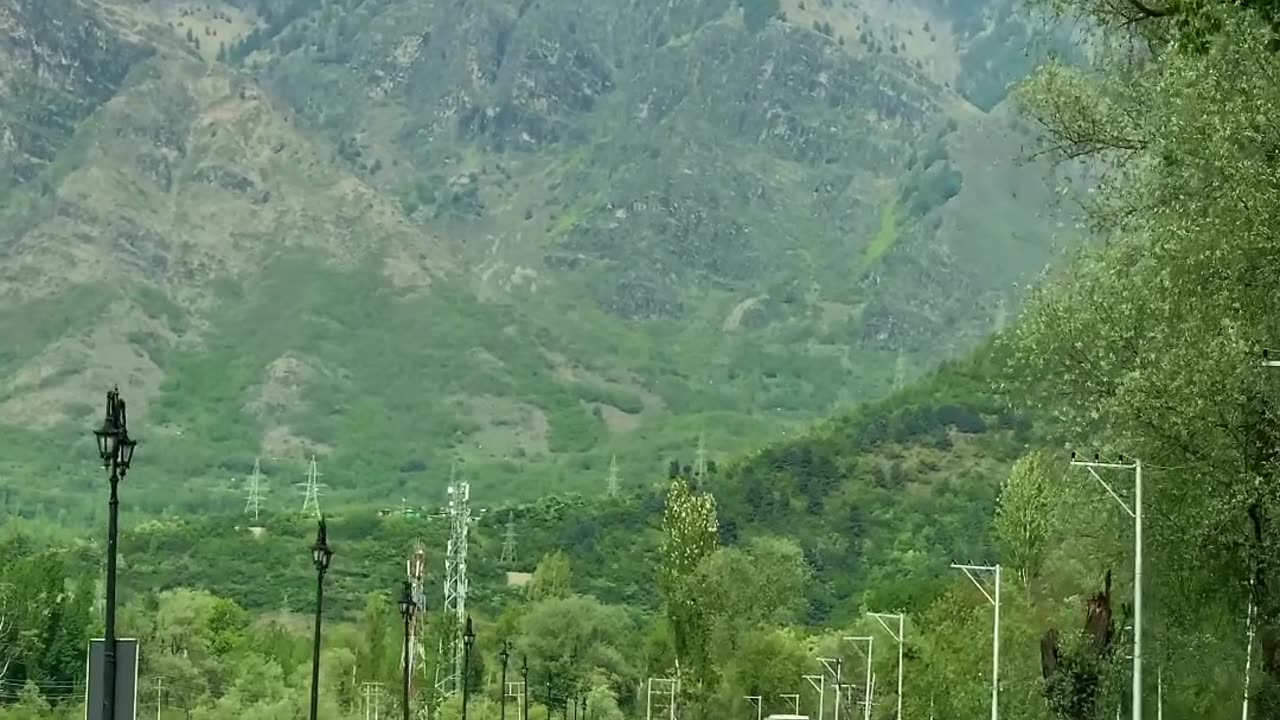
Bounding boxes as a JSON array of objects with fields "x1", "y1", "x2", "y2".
[{"x1": 861, "y1": 199, "x2": 900, "y2": 270}]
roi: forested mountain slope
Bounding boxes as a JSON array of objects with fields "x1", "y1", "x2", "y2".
[{"x1": 0, "y1": 0, "x2": 1079, "y2": 514}]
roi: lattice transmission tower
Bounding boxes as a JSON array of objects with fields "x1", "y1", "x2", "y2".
[
  {"x1": 298, "y1": 455, "x2": 325, "y2": 518},
  {"x1": 406, "y1": 545, "x2": 430, "y2": 719},
  {"x1": 434, "y1": 468, "x2": 470, "y2": 702},
  {"x1": 500, "y1": 511, "x2": 517, "y2": 565},
  {"x1": 244, "y1": 457, "x2": 266, "y2": 521},
  {"x1": 605, "y1": 454, "x2": 620, "y2": 498}
]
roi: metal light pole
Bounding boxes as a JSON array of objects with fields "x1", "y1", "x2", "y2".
[
  {"x1": 461, "y1": 616, "x2": 476, "y2": 720},
  {"x1": 868, "y1": 613, "x2": 904, "y2": 720},
  {"x1": 398, "y1": 580, "x2": 417, "y2": 720},
  {"x1": 309, "y1": 517, "x2": 334, "y2": 720},
  {"x1": 500, "y1": 641, "x2": 511, "y2": 720},
  {"x1": 951, "y1": 564, "x2": 1001, "y2": 720},
  {"x1": 1070, "y1": 452, "x2": 1142, "y2": 720},
  {"x1": 522, "y1": 657, "x2": 530, "y2": 720},
  {"x1": 843, "y1": 636, "x2": 874, "y2": 720},
  {"x1": 92, "y1": 387, "x2": 137, "y2": 720}
]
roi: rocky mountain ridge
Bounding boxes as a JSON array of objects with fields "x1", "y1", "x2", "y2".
[{"x1": 0, "y1": 0, "x2": 1079, "y2": 511}]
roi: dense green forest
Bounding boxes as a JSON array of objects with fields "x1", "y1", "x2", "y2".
[{"x1": 6, "y1": 0, "x2": 1280, "y2": 716}]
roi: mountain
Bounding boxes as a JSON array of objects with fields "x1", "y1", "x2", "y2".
[{"x1": 0, "y1": 0, "x2": 1078, "y2": 517}]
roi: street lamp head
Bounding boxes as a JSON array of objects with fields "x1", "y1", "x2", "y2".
[
  {"x1": 464, "y1": 615, "x2": 476, "y2": 648},
  {"x1": 312, "y1": 517, "x2": 334, "y2": 573},
  {"x1": 399, "y1": 579, "x2": 416, "y2": 620},
  {"x1": 94, "y1": 389, "x2": 121, "y2": 467},
  {"x1": 499, "y1": 640, "x2": 510, "y2": 664}
]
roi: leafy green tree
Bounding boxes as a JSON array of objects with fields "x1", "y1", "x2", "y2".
[
  {"x1": 995, "y1": 450, "x2": 1059, "y2": 592},
  {"x1": 1012, "y1": 0, "x2": 1280, "y2": 713},
  {"x1": 657, "y1": 476, "x2": 719, "y2": 699},
  {"x1": 526, "y1": 551, "x2": 573, "y2": 602}
]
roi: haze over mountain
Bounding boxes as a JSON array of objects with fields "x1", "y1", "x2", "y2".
[{"x1": 0, "y1": 0, "x2": 1078, "y2": 513}]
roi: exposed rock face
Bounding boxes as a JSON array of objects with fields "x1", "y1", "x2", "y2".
[{"x1": 0, "y1": 0, "x2": 151, "y2": 194}]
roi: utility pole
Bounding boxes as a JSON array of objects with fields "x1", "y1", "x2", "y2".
[
  {"x1": 606, "y1": 455, "x2": 620, "y2": 498},
  {"x1": 298, "y1": 455, "x2": 325, "y2": 518},
  {"x1": 1244, "y1": 596, "x2": 1256, "y2": 720},
  {"x1": 154, "y1": 677, "x2": 165, "y2": 720},
  {"x1": 501, "y1": 512, "x2": 517, "y2": 565},
  {"x1": 868, "y1": 613, "x2": 904, "y2": 720},
  {"x1": 843, "y1": 636, "x2": 874, "y2": 720},
  {"x1": 819, "y1": 658, "x2": 842, "y2": 720},
  {"x1": 244, "y1": 457, "x2": 265, "y2": 521},
  {"x1": 1070, "y1": 452, "x2": 1142, "y2": 720},
  {"x1": 802, "y1": 675, "x2": 825, "y2": 720},
  {"x1": 694, "y1": 434, "x2": 708, "y2": 480},
  {"x1": 951, "y1": 563, "x2": 1001, "y2": 720}
]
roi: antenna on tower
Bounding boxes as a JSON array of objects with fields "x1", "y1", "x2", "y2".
[
  {"x1": 606, "y1": 454, "x2": 620, "y2": 498},
  {"x1": 435, "y1": 463, "x2": 470, "y2": 703},
  {"x1": 500, "y1": 511, "x2": 517, "y2": 565},
  {"x1": 406, "y1": 545, "x2": 429, "y2": 716},
  {"x1": 245, "y1": 457, "x2": 266, "y2": 521},
  {"x1": 298, "y1": 455, "x2": 326, "y2": 518}
]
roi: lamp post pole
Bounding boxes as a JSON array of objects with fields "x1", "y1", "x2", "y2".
[
  {"x1": 522, "y1": 657, "x2": 530, "y2": 720},
  {"x1": 399, "y1": 581, "x2": 417, "y2": 720},
  {"x1": 500, "y1": 641, "x2": 511, "y2": 720},
  {"x1": 93, "y1": 387, "x2": 137, "y2": 720},
  {"x1": 309, "y1": 518, "x2": 334, "y2": 720},
  {"x1": 462, "y1": 616, "x2": 476, "y2": 720}
]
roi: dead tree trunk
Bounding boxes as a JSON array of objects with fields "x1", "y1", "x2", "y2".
[{"x1": 1041, "y1": 571, "x2": 1120, "y2": 720}]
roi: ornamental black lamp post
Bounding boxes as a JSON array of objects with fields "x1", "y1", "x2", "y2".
[
  {"x1": 308, "y1": 517, "x2": 334, "y2": 720},
  {"x1": 398, "y1": 580, "x2": 417, "y2": 720},
  {"x1": 582, "y1": 692, "x2": 588, "y2": 720},
  {"x1": 461, "y1": 615, "x2": 476, "y2": 720},
  {"x1": 93, "y1": 386, "x2": 137, "y2": 720},
  {"x1": 521, "y1": 657, "x2": 529, "y2": 720},
  {"x1": 499, "y1": 640, "x2": 511, "y2": 720}
]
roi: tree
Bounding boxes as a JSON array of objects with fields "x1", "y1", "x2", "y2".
[
  {"x1": 657, "y1": 476, "x2": 720, "y2": 702},
  {"x1": 995, "y1": 450, "x2": 1059, "y2": 592},
  {"x1": 526, "y1": 551, "x2": 573, "y2": 602},
  {"x1": 1011, "y1": 1, "x2": 1280, "y2": 712}
]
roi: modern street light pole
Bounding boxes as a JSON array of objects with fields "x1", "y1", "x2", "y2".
[
  {"x1": 399, "y1": 580, "x2": 418, "y2": 720},
  {"x1": 462, "y1": 616, "x2": 476, "y2": 720},
  {"x1": 93, "y1": 387, "x2": 137, "y2": 720},
  {"x1": 951, "y1": 563, "x2": 1001, "y2": 720},
  {"x1": 499, "y1": 641, "x2": 511, "y2": 720},
  {"x1": 1070, "y1": 452, "x2": 1142, "y2": 720},
  {"x1": 868, "y1": 613, "x2": 904, "y2": 720},
  {"x1": 842, "y1": 636, "x2": 874, "y2": 720},
  {"x1": 309, "y1": 518, "x2": 334, "y2": 720}
]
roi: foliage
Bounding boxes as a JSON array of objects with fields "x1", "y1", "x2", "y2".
[
  {"x1": 657, "y1": 475, "x2": 719, "y2": 697},
  {"x1": 996, "y1": 450, "x2": 1060, "y2": 591}
]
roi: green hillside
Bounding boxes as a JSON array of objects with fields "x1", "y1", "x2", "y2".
[{"x1": 0, "y1": 0, "x2": 1079, "y2": 516}]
